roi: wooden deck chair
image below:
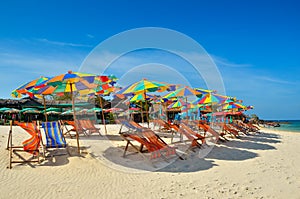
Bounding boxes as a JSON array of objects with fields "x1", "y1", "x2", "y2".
[
  {"x1": 7, "y1": 121, "x2": 41, "y2": 169},
  {"x1": 79, "y1": 119, "x2": 101, "y2": 136},
  {"x1": 216, "y1": 123, "x2": 240, "y2": 138},
  {"x1": 64, "y1": 120, "x2": 88, "y2": 137},
  {"x1": 197, "y1": 121, "x2": 227, "y2": 142},
  {"x1": 151, "y1": 119, "x2": 174, "y2": 132},
  {"x1": 119, "y1": 120, "x2": 182, "y2": 162},
  {"x1": 41, "y1": 121, "x2": 67, "y2": 148}
]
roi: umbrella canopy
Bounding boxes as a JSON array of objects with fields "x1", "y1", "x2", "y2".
[
  {"x1": 61, "y1": 108, "x2": 82, "y2": 115},
  {"x1": 162, "y1": 86, "x2": 202, "y2": 99},
  {"x1": 5, "y1": 108, "x2": 20, "y2": 113},
  {"x1": 222, "y1": 102, "x2": 247, "y2": 111},
  {"x1": 43, "y1": 107, "x2": 62, "y2": 113},
  {"x1": 11, "y1": 76, "x2": 50, "y2": 98},
  {"x1": 19, "y1": 108, "x2": 39, "y2": 113},
  {"x1": 87, "y1": 107, "x2": 103, "y2": 113},
  {"x1": 129, "y1": 93, "x2": 156, "y2": 103},
  {"x1": 196, "y1": 93, "x2": 229, "y2": 105},
  {"x1": 119, "y1": 79, "x2": 170, "y2": 95},
  {"x1": 0, "y1": 107, "x2": 10, "y2": 112},
  {"x1": 194, "y1": 88, "x2": 216, "y2": 94},
  {"x1": 167, "y1": 99, "x2": 186, "y2": 109}
]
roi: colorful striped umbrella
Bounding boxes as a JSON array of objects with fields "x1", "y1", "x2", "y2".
[
  {"x1": 46, "y1": 71, "x2": 98, "y2": 153},
  {"x1": 11, "y1": 76, "x2": 51, "y2": 98},
  {"x1": 222, "y1": 102, "x2": 247, "y2": 110},
  {"x1": 196, "y1": 93, "x2": 229, "y2": 105},
  {"x1": 167, "y1": 99, "x2": 186, "y2": 109},
  {"x1": 118, "y1": 79, "x2": 170, "y2": 124},
  {"x1": 162, "y1": 86, "x2": 201, "y2": 99},
  {"x1": 119, "y1": 79, "x2": 170, "y2": 95},
  {"x1": 129, "y1": 93, "x2": 155, "y2": 103}
]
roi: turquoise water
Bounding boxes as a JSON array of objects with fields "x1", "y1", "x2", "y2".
[{"x1": 275, "y1": 120, "x2": 300, "y2": 132}]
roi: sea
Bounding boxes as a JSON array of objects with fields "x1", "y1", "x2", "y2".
[{"x1": 274, "y1": 120, "x2": 300, "y2": 133}]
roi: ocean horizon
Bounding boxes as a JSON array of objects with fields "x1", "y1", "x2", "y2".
[{"x1": 264, "y1": 120, "x2": 300, "y2": 133}]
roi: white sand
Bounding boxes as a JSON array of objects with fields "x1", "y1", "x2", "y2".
[{"x1": 0, "y1": 124, "x2": 299, "y2": 199}]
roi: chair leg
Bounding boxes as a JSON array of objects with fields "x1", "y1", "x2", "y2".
[{"x1": 123, "y1": 141, "x2": 130, "y2": 157}]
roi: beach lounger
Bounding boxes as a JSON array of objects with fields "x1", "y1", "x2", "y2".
[
  {"x1": 63, "y1": 120, "x2": 88, "y2": 137},
  {"x1": 197, "y1": 121, "x2": 227, "y2": 142},
  {"x1": 42, "y1": 121, "x2": 67, "y2": 148},
  {"x1": 78, "y1": 119, "x2": 101, "y2": 136},
  {"x1": 117, "y1": 119, "x2": 182, "y2": 162},
  {"x1": 217, "y1": 123, "x2": 240, "y2": 138},
  {"x1": 7, "y1": 121, "x2": 41, "y2": 169}
]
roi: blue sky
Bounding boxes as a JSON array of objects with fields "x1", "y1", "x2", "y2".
[{"x1": 0, "y1": 0, "x2": 299, "y2": 120}]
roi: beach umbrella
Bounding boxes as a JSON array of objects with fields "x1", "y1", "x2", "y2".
[
  {"x1": 119, "y1": 79, "x2": 171, "y2": 124},
  {"x1": 162, "y1": 86, "x2": 202, "y2": 119},
  {"x1": 43, "y1": 107, "x2": 62, "y2": 113},
  {"x1": 93, "y1": 75, "x2": 118, "y2": 134},
  {"x1": 61, "y1": 108, "x2": 82, "y2": 115},
  {"x1": 19, "y1": 108, "x2": 40, "y2": 113},
  {"x1": 5, "y1": 108, "x2": 20, "y2": 114},
  {"x1": 87, "y1": 107, "x2": 103, "y2": 113},
  {"x1": 45, "y1": 111, "x2": 61, "y2": 115},
  {"x1": 11, "y1": 76, "x2": 53, "y2": 121},
  {"x1": 162, "y1": 86, "x2": 201, "y2": 99},
  {"x1": 11, "y1": 76, "x2": 50, "y2": 98},
  {"x1": 196, "y1": 93, "x2": 229, "y2": 105},
  {"x1": 120, "y1": 79, "x2": 170, "y2": 95},
  {"x1": 46, "y1": 71, "x2": 98, "y2": 153},
  {"x1": 167, "y1": 99, "x2": 186, "y2": 109},
  {"x1": 222, "y1": 102, "x2": 247, "y2": 111},
  {"x1": 0, "y1": 107, "x2": 10, "y2": 113}
]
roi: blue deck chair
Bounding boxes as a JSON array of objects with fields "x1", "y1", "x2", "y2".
[{"x1": 42, "y1": 121, "x2": 67, "y2": 148}]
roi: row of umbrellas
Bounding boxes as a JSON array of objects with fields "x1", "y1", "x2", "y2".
[
  {"x1": 11, "y1": 73, "x2": 253, "y2": 153},
  {"x1": 0, "y1": 107, "x2": 119, "y2": 115}
]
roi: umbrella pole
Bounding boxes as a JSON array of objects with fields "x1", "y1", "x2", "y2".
[
  {"x1": 42, "y1": 95, "x2": 48, "y2": 122},
  {"x1": 140, "y1": 101, "x2": 144, "y2": 123},
  {"x1": 70, "y1": 83, "x2": 80, "y2": 154},
  {"x1": 144, "y1": 90, "x2": 149, "y2": 128},
  {"x1": 99, "y1": 96, "x2": 107, "y2": 134}
]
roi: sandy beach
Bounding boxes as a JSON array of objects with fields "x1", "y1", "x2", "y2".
[{"x1": 0, "y1": 124, "x2": 299, "y2": 199}]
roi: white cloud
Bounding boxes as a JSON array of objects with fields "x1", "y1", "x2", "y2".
[
  {"x1": 86, "y1": 34, "x2": 95, "y2": 39},
  {"x1": 212, "y1": 55, "x2": 252, "y2": 68},
  {"x1": 36, "y1": 38, "x2": 93, "y2": 48},
  {"x1": 254, "y1": 76, "x2": 295, "y2": 84}
]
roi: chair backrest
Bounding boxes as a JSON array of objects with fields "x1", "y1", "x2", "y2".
[
  {"x1": 42, "y1": 121, "x2": 66, "y2": 148},
  {"x1": 15, "y1": 121, "x2": 41, "y2": 155}
]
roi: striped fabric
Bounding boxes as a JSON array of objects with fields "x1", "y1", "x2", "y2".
[
  {"x1": 15, "y1": 122, "x2": 41, "y2": 155},
  {"x1": 42, "y1": 122, "x2": 66, "y2": 148}
]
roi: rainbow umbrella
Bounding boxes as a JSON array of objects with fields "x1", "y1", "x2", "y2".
[
  {"x1": 222, "y1": 102, "x2": 247, "y2": 111},
  {"x1": 11, "y1": 76, "x2": 50, "y2": 98},
  {"x1": 11, "y1": 76, "x2": 56, "y2": 122},
  {"x1": 162, "y1": 86, "x2": 201, "y2": 99},
  {"x1": 163, "y1": 86, "x2": 202, "y2": 119},
  {"x1": 46, "y1": 71, "x2": 98, "y2": 153},
  {"x1": 129, "y1": 93, "x2": 155, "y2": 103},
  {"x1": 167, "y1": 99, "x2": 186, "y2": 109},
  {"x1": 84, "y1": 74, "x2": 118, "y2": 134},
  {"x1": 120, "y1": 79, "x2": 170, "y2": 95},
  {"x1": 196, "y1": 93, "x2": 229, "y2": 105},
  {"x1": 118, "y1": 79, "x2": 170, "y2": 124}
]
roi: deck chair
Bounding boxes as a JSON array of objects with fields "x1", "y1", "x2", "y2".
[
  {"x1": 118, "y1": 119, "x2": 182, "y2": 162},
  {"x1": 7, "y1": 121, "x2": 41, "y2": 169},
  {"x1": 216, "y1": 123, "x2": 240, "y2": 138},
  {"x1": 63, "y1": 120, "x2": 88, "y2": 137},
  {"x1": 78, "y1": 119, "x2": 101, "y2": 136},
  {"x1": 41, "y1": 121, "x2": 67, "y2": 148},
  {"x1": 197, "y1": 121, "x2": 228, "y2": 142}
]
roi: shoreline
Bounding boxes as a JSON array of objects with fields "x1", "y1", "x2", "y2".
[{"x1": 0, "y1": 125, "x2": 299, "y2": 198}]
